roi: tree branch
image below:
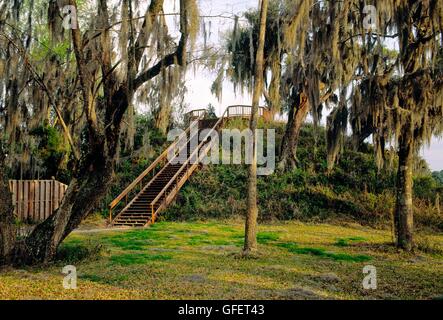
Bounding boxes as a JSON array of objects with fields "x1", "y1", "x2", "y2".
[
  {"x1": 133, "y1": 48, "x2": 183, "y2": 90},
  {"x1": 133, "y1": 0, "x2": 188, "y2": 91},
  {"x1": 131, "y1": 0, "x2": 164, "y2": 68},
  {"x1": 69, "y1": 0, "x2": 99, "y2": 141},
  {"x1": 0, "y1": 32, "x2": 80, "y2": 161}
]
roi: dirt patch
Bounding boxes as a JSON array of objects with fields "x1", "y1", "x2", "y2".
[
  {"x1": 201, "y1": 245, "x2": 238, "y2": 251},
  {"x1": 182, "y1": 274, "x2": 207, "y2": 283},
  {"x1": 257, "y1": 287, "x2": 323, "y2": 300},
  {"x1": 311, "y1": 273, "x2": 341, "y2": 283},
  {"x1": 77, "y1": 214, "x2": 109, "y2": 230}
]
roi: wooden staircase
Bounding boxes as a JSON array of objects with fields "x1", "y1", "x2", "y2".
[
  {"x1": 112, "y1": 135, "x2": 198, "y2": 227},
  {"x1": 112, "y1": 163, "x2": 185, "y2": 226},
  {"x1": 109, "y1": 113, "x2": 222, "y2": 227},
  {"x1": 109, "y1": 105, "x2": 272, "y2": 227}
]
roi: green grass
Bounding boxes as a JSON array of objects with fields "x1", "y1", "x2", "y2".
[
  {"x1": 334, "y1": 237, "x2": 367, "y2": 247},
  {"x1": 0, "y1": 220, "x2": 442, "y2": 300},
  {"x1": 257, "y1": 231, "x2": 281, "y2": 244},
  {"x1": 110, "y1": 253, "x2": 173, "y2": 266},
  {"x1": 277, "y1": 242, "x2": 371, "y2": 262}
]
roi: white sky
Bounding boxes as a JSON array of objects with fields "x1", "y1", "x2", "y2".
[
  {"x1": 171, "y1": 0, "x2": 257, "y2": 116},
  {"x1": 167, "y1": 0, "x2": 442, "y2": 171}
]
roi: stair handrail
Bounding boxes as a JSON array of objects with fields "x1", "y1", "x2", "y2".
[
  {"x1": 109, "y1": 114, "x2": 205, "y2": 220},
  {"x1": 150, "y1": 108, "x2": 229, "y2": 221}
]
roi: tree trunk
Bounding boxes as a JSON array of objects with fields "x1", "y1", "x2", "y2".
[
  {"x1": 436, "y1": 193, "x2": 440, "y2": 214},
  {"x1": 4, "y1": 84, "x2": 127, "y2": 266},
  {"x1": 155, "y1": 102, "x2": 172, "y2": 135},
  {"x1": 266, "y1": 52, "x2": 281, "y2": 116},
  {"x1": 154, "y1": 67, "x2": 172, "y2": 135},
  {"x1": 243, "y1": 0, "x2": 268, "y2": 256},
  {"x1": 0, "y1": 144, "x2": 16, "y2": 265},
  {"x1": 278, "y1": 92, "x2": 309, "y2": 171},
  {"x1": 0, "y1": 0, "x2": 192, "y2": 266},
  {"x1": 9, "y1": 91, "x2": 126, "y2": 265},
  {"x1": 11, "y1": 145, "x2": 115, "y2": 265},
  {"x1": 394, "y1": 128, "x2": 414, "y2": 251}
]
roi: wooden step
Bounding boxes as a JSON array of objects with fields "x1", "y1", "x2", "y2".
[
  {"x1": 115, "y1": 216, "x2": 150, "y2": 221},
  {"x1": 117, "y1": 215, "x2": 151, "y2": 218},
  {"x1": 115, "y1": 219, "x2": 149, "y2": 223}
]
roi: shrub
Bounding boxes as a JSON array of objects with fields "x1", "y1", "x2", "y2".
[
  {"x1": 414, "y1": 175, "x2": 440, "y2": 201},
  {"x1": 414, "y1": 198, "x2": 443, "y2": 231},
  {"x1": 415, "y1": 235, "x2": 443, "y2": 255},
  {"x1": 57, "y1": 240, "x2": 105, "y2": 263}
]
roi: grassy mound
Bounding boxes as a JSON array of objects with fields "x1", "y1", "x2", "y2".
[{"x1": 164, "y1": 123, "x2": 443, "y2": 230}]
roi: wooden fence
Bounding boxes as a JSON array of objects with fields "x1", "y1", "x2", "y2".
[{"x1": 8, "y1": 180, "x2": 68, "y2": 223}]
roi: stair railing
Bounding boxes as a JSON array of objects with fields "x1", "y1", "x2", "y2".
[
  {"x1": 108, "y1": 114, "x2": 205, "y2": 223},
  {"x1": 150, "y1": 108, "x2": 229, "y2": 223},
  {"x1": 226, "y1": 105, "x2": 267, "y2": 119}
]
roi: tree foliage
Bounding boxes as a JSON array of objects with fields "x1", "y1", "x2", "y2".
[{"x1": 0, "y1": 0, "x2": 200, "y2": 265}]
